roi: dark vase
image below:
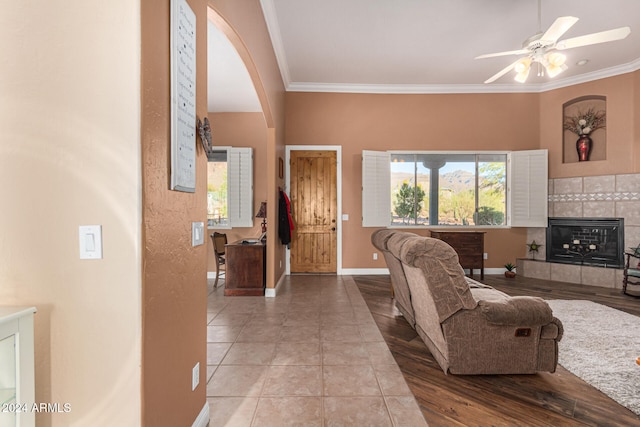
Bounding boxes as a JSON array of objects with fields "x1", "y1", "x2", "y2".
[{"x1": 576, "y1": 134, "x2": 592, "y2": 161}]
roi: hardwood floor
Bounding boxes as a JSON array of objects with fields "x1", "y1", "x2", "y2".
[{"x1": 353, "y1": 274, "x2": 640, "y2": 427}]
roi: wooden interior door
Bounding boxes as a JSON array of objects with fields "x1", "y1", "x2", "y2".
[{"x1": 290, "y1": 150, "x2": 337, "y2": 273}]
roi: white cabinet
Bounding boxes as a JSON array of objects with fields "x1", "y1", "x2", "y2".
[{"x1": 0, "y1": 307, "x2": 36, "y2": 427}]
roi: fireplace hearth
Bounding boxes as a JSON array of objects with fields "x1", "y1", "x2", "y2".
[{"x1": 546, "y1": 218, "x2": 624, "y2": 268}]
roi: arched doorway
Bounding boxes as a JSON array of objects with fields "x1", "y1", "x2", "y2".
[{"x1": 206, "y1": 7, "x2": 280, "y2": 291}]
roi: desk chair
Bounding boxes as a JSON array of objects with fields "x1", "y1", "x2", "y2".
[{"x1": 211, "y1": 232, "x2": 227, "y2": 288}]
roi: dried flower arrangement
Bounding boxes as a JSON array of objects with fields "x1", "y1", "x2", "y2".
[{"x1": 563, "y1": 107, "x2": 606, "y2": 136}]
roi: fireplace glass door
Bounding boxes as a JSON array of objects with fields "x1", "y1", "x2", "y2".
[{"x1": 546, "y1": 218, "x2": 624, "y2": 268}]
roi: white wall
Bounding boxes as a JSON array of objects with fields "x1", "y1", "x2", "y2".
[{"x1": 0, "y1": 1, "x2": 141, "y2": 425}]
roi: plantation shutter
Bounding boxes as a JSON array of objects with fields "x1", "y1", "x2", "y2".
[
  {"x1": 508, "y1": 149, "x2": 548, "y2": 227},
  {"x1": 362, "y1": 150, "x2": 391, "y2": 227},
  {"x1": 227, "y1": 147, "x2": 253, "y2": 227}
]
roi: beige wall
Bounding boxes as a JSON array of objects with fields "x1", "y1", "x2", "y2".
[
  {"x1": 285, "y1": 92, "x2": 541, "y2": 268},
  {"x1": 540, "y1": 72, "x2": 639, "y2": 178},
  {"x1": 285, "y1": 75, "x2": 640, "y2": 270},
  {"x1": 208, "y1": 0, "x2": 287, "y2": 288},
  {"x1": 141, "y1": 0, "x2": 210, "y2": 425},
  {"x1": 0, "y1": 1, "x2": 141, "y2": 426},
  {"x1": 141, "y1": 3, "x2": 288, "y2": 421},
  {"x1": 206, "y1": 112, "x2": 268, "y2": 270}
]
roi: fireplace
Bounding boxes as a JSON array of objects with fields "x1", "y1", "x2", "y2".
[{"x1": 546, "y1": 218, "x2": 624, "y2": 268}]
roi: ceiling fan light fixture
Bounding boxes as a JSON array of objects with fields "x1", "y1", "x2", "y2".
[
  {"x1": 514, "y1": 57, "x2": 531, "y2": 73},
  {"x1": 514, "y1": 69, "x2": 530, "y2": 83},
  {"x1": 543, "y1": 53, "x2": 567, "y2": 78},
  {"x1": 546, "y1": 52, "x2": 566, "y2": 67},
  {"x1": 513, "y1": 57, "x2": 531, "y2": 82},
  {"x1": 546, "y1": 63, "x2": 567, "y2": 78}
]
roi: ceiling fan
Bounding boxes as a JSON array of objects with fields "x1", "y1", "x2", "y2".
[{"x1": 476, "y1": 2, "x2": 631, "y2": 84}]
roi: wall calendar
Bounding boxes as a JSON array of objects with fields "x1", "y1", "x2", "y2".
[{"x1": 170, "y1": 0, "x2": 196, "y2": 192}]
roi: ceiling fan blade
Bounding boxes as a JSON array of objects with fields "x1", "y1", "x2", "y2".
[
  {"x1": 556, "y1": 27, "x2": 631, "y2": 50},
  {"x1": 475, "y1": 49, "x2": 530, "y2": 59},
  {"x1": 484, "y1": 59, "x2": 520, "y2": 84},
  {"x1": 542, "y1": 16, "x2": 579, "y2": 42}
]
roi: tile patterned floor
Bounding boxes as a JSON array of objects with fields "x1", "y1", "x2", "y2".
[{"x1": 206, "y1": 275, "x2": 428, "y2": 426}]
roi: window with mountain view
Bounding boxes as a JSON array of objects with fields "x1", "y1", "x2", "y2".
[{"x1": 389, "y1": 153, "x2": 506, "y2": 226}]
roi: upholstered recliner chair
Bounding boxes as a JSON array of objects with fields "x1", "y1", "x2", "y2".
[
  {"x1": 371, "y1": 229, "x2": 418, "y2": 327},
  {"x1": 382, "y1": 231, "x2": 563, "y2": 375}
]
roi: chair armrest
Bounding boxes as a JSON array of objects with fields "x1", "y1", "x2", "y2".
[
  {"x1": 477, "y1": 296, "x2": 553, "y2": 326},
  {"x1": 541, "y1": 317, "x2": 563, "y2": 341},
  {"x1": 626, "y1": 251, "x2": 640, "y2": 259}
]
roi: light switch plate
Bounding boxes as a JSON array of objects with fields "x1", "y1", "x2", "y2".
[
  {"x1": 192, "y1": 222, "x2": 205, "y2": 246},
  {"x1": 79, "y1": 225, "x2": 102, "y2": 259}
]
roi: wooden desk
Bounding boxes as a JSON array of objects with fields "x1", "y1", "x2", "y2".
[
  {"x1": 430, "y1": 231, "x2": 485, "y2": 279},
  {"x1": 224, "y1": 240, "x2": 266, "y2": 296}
]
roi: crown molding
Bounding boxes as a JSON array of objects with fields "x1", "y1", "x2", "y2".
[
  {"x1": 260, "y1": 0, "x2": 291, "y2": 88},
  {"x1": 286, "y1": 59, "x2": 640, "y2": 94},
  {"x1": 539, "y1": 58, "x2": 640, "y2": 91},
  {"x1": 286, "y1": 82, "x2": 543, "y2": 94}
]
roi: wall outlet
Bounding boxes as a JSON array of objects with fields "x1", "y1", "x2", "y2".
[
  {"x1": 483, "y1": 252, "x2": 488, "y2": 260},
  {"x1": 373, "y1": 253, "x2": 378, "y2": 260},
  {"x1": 192, "y1": 362, "x2": 200, "y2": 391}
]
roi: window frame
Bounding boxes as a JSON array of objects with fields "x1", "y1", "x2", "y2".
[
  {"x1": 362, "y1": 149, "x2": 548, "y2": 228},
  {"x1": 207, "y1": 146, "x2": 254, "y2": 229}
]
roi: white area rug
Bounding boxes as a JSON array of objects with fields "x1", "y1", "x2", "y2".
[{"x1": 547, "y1": 300, "x2": 640, "y2": 415}]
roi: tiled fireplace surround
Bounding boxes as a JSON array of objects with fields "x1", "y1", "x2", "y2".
[{"x1": 518, "y1": 173, "x2": 640, "y2": 290}]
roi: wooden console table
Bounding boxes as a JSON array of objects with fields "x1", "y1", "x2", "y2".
[
  {"x1": 430, "y1": 231, "x2": 485, "y2": 279},
  {"x1": 224, "y1": 240, "x2": 266, "y2": 296}
]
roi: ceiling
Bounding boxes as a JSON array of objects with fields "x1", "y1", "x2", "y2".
[
  {"x1": 207, "y1": 22, "x2": 262, "y2": 112},
  {"x1": 208, "y1": 0, "x2": 640, "y2": 111}
]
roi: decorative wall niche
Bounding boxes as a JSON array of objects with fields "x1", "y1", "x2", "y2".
[{"x1": 562, "y1": 95, "x2": 606, "y2": 163}]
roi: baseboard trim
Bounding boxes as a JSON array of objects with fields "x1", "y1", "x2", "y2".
[
  {"x1": 340, "y1": 267, "x2": 505, "y2": 276},
  {"x1": 265, "y1": 272, "x2": 287, "y2": 297},
  {"x1": 192, "y1": 401, "x2": 209, "y2": 427},
  {"x1": 341, "y1": 268, "x2": 390, "y2": 275}
]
